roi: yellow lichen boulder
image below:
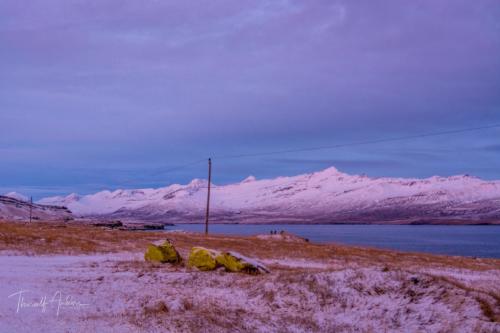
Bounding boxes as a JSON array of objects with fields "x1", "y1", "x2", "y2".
[
  {"x1": 144, "y1": 240, "x2": 181, "y2": 263},
  {"x1": 216, "y1": 251, "x2": 269, "y2": 274},
  {"x1": 188, "y1": 247, "x2": 219, "y2": 271}
]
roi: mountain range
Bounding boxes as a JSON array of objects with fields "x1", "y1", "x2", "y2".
[{"x1": 12, "y1": 166, "x2": 498, "y2": 224}]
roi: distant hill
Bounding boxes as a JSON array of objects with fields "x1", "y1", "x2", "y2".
[{"x1": 0, "y1": 195, "x2": 72, "y2": 221}]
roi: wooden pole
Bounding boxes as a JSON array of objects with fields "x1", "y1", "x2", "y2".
[
  {"x1": 29, "y1": 196, "x2": 33, "y2": 223},
  {"x1": 205, "y1": 158, "x2": 212, "y2": 235}
]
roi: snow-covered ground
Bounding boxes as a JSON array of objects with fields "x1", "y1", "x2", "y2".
[
  {"x1": 1, "y1": 252, "x2": 498, "y2": 332},
  {"x1": 1, "y1": 221, "x2": 498, "y2": 332}
]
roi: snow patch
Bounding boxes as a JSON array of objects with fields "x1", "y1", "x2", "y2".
[{"x1": 4, "y1": 192, "x2": 28, "y2": 202}]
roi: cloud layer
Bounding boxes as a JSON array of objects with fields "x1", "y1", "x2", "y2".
[{"x1": 1, "y1": 0, "x2": 499, "y2": 197}]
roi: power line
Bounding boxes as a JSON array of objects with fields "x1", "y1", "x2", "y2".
[
  {"x1": 117, "y1": 123, "x2": 500, "y2": 185},
  {"x1": 147, "y1": 158, "x2": 207, "y2": 177},
  {"x1": 117, "y1": 158, "x2": 206, "y2": 186},
  {"x1": 213, "y1": 123, "x2": 500, "y2": 160}
]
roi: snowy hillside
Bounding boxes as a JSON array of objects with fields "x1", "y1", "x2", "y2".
[
  {"x1": 35, "y1": 167, "x2": 500, "y2": 224},
  {"x1": 0, "y1": 195, "x2": 72, "y2": 221}
]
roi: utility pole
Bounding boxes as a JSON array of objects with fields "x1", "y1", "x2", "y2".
[
  {"x1": 205, "y1": 158, "x2": 212, "y2": 235},
  {"x1": 29, "y1": 196, "x2": 33, "y2": 223}
]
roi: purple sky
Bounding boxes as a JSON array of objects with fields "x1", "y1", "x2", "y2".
[{"x1": 1, "y1": 1, "x2": 500, "y2": 198}]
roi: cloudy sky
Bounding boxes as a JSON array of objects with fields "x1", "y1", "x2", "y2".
[{"x1": 1, "y1": 0, "x2": 500, "y2": 198}]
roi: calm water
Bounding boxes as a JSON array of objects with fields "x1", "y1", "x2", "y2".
[{"x1": 166, "y1": 224, "x2": 500, "y2": 258}]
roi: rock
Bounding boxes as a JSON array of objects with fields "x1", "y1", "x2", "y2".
[
  {"x1": 216, "y1": 251, "x2": 269, "y2": 274},
  {"x1": 92, "y1": 220, "x2": 123, "y2": 228},
  {"x1": 144, "y1": 244, "x2": 165, "y2": 262},
  {"x1": 188, "y1": 247, "x2": 219, "y2": 271},
  {"x1": 143, "y1": 224, "x2": 164, "y2": 230},
  {"x1": 123, "y1": 223, "x2": 165, "y2": 231},
  {"x1": 144, "y1": 240, "x2": 181, "y2": 263}
]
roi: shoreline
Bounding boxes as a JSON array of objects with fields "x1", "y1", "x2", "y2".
[
  {"x1": 96, "y1": 219, "x2": 500, "y2": 225},
  {"x1": 3, "y1": 219, "x2": 500, "y2": 258}
]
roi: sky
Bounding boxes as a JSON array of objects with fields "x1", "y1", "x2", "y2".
[{"x1": 1, "y1": 0, "x2": 500, "y2": 199}]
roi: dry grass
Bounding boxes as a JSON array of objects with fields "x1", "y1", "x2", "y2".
[{"x1": 427, "y1": 274, "x2": 500, "y2": 322}]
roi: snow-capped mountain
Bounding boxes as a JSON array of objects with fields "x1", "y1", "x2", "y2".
[{"x1": 36, "y1": 167, "x2": 500, "y2": 224}]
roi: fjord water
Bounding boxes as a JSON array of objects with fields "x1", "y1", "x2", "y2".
[{"x1": 167, "y1": 224, "x2": 500, "y2": 258}]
